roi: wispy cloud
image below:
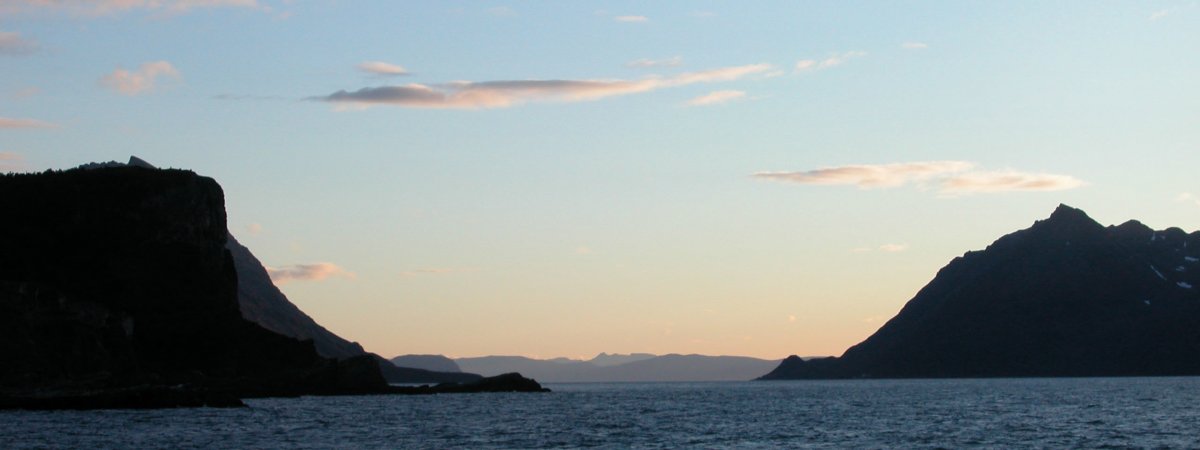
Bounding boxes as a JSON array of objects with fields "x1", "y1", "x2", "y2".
[
  {"x1": 852, "y1": 243, "x2": 910, "y2": 253},
  {"x1": 267, "y1": 262, "x2": 355, "y2": 285},
  {"x1": 0, "y1": 116, "x2": 57, "y2": 129},
  {"x1": 755, "y1": 161, "x2": 974, "y2": 189},
  {"x1": 1150, "y1": 9, "x2": 1169, "y2": 20},
  {"x1": 100, "y1": 61, "x2": 181, "y2": 95},
  {"x1": 357, "y1": 61, "x2": 409, "y2": 77},
  {"x1": 1175, "y1": 193, "x2": 1200, "y2": 207},
  {"x1": 246, "y1": 223, "x2": 263, "y2": 235},
  {"x1": 1, "y1": 0, "x2": 263, "y2": 16},
  {"x1": 626, "y1": 56, "x2": 683, "y2": 69},
  {"x1": 795, "y1": 51, "x2": 866, "y2": 72},
  {"x1": 614, "y1": 15, "x2": 648, "y2": 23},
  {"x1": 754, "y1": 161, "x2": 1085, "y2": 195},
  {"x1": 940, "y1": 171, "x2": 1086, "y2": 194},
  {"x1": 316, "y1": 63, "x2": 773, "y2": 110},
  {"x1": 0, "y1": 31, "x2": 37, "y2": 55},
  {"x1": 0, "y1": 151, "x2": 26, "y2": 172},
  {"x1": 901, "y1": 42, "x2": 928, "y2": 50},
  {"x1": 686, "y1": 90, "x2": 745, "y2": 106}
]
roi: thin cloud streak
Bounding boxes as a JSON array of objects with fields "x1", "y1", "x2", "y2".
[
  {"x1": 901, "y1": 42, "x2": 928, "y2": 49},
  {"x1": 614, "y1": 15, "x2": 648, "y2": 22},
  {"x1": 1, "y1": 0, "x2": 262, "y2": 16},
  {"x1": 0, "y1": 31, "x2": 37, "y2": 55},
  {"x1": 687, "y1": 90, "x2": 745, "y2": 106},
  {"x1": 316, "y1": 63, "x2": 773, "y2": 109},
  {"x1": 1150, "y1": 9, "x2": 1169, "y2": 20},
  {"x1": 754, "y1": 161, "x2": 974, "y2": 189},
  {"x1": 796, "y1": 51, "x2": 866, "y2": 72},
  {"x1": 0, "y1": 151, "x2": 26, "y2": 172},
  {"x1": 358, "y1": 61, "x2": 409, "y2": 77},
  {"x1": 0, "y1": 116, "x2": 57, "y2": 129},
  {"x1": 267, "y1": 262, "x2": 355, "y2": 285},
  {"x1": 941, "y1": 171, "x2": 1085, "y2": 194},
  {"x1": 100, "y1": 61, "x2": 180, "y2": 95},
  {"x1": 626, "y1": 56, "x2": 683, "y2": 68},
  {"x1": 755, "y1": 161, "x2": 1085, "y2": 195}
]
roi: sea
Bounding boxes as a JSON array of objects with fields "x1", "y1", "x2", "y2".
[{"x1": 3, "y1": 377, "x2": 1199, "y2": 449}]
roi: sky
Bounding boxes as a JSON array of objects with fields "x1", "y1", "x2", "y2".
[{"x1": 2, "y1": 1, "x2": 1198, "y2": 360}]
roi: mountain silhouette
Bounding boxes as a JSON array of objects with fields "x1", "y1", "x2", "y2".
[
  {"x1": 457, "y1": 353, "x2": 781, "y2": 382},
  {"x1": 761, "y1": 204, "x2": 1200, "y2": 379}
]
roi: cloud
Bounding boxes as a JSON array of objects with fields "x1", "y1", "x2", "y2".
[
  {"x1": 940, "y1": 171, "x2": 1086, "y2": 194},
  {"x1": 686, "y1": 90, "x2": 745, "y2": 106},
  {"x1": 787, "y1": 314, "x2": 797, "y2": 323},
  {"x1": 614, "y1": 15, "x2": 648, "y2": 22},
  {"x1": 755, "y1": 161, "x2": 1085, "y2": 195},
  {"x1": 901, "y1": 42, "x2": 928, "y2": 49},
  {"x1": 852, "y1": 243, "x2": 911, "y2": 253},
  {"x1": 0, "y1": 116, "x2": 57, "y2": 129},
  {"x1": 0, "y1": 31, "x2": 37, "y2": 55},
  {"x1": 626, "y1": 56, "x2": 683, "y2": 69},
  {"x1": 316, "y1": 63, "x2": 773, "y2": 110},
  {"x1": 575, "y1": 246, "x2": 593, "y2": 255},
  {"x1": 0, "y1": 151, "x2": 26, "y2": 171},
  {"x1": 357, "y1": 61, "x2": 409, "y2": 77},
  {"x1": 100, "y1": 61, "x2": 181, "y2": 95},
  {"x1": 1174, "y1": 193, "x2": 1200, "y2": 207},
  {"x1": 246, "y1": 223, "x2": 263, "y2": 235},
  {"x1": 1, "y1": 0, "x2": 262, "y2": 16},
  {"x1": 1150, "y1": 9, "x2": 1169, "y2": 20},
  {"x1": 266, "y1": 262, "x2": 355, "y2": 285},
  {"x1": 754, "y1": 161, "x2": 975, "y2": 189},
  {"x1": 795, "y1": 51, "x2": 866, "y2": 72}
]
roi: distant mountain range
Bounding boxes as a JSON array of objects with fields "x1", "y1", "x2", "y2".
[
  {"x1": 392, "y1": 353, "x2": 781, "y2": 382},
  {"x1": 761, "y1": 204, "x2": 1200, "y2": 380}
]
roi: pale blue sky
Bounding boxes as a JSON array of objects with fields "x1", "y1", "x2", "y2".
[{"x1": 2, "y1": 1, "x2": 1197, "y2": 359}]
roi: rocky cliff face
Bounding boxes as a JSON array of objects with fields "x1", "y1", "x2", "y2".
[
  {"x1": 761, "y1": 205, "x2": 1200, "y2": 379},
  {"x1": 0, "y1": 167, "x2": 388, "y2": 406},
  {"x1": 227, "y1": 234, "x2": 366, "y2": 360}
]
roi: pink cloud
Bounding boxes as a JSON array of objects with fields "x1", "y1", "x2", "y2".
[
  {"x1": 0, "y1": 116, "x2": 57, "y2": 129},
  {"x1": 266, "y1": 262, "x2": 355, "y2": 284},
  {"x1": 100, "y1": 61, "x2": 180, "y2": 95},
  {"x1": 318, "y1": 63, "x2": 773, "y2": 110}
]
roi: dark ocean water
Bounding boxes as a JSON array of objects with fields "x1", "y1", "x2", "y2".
[{"x1": 3, "y1": 377, "x2": 1199, "y2": 449}]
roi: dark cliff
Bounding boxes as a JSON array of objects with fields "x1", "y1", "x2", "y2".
[
  {"x1": 0, "y1": 166, "x2": 390, "y2": 407},
  {"x1": 227, "y1": 233, "x2": 367, "y2": 360},
  {"x1": 761, "y1": 204, "x2": 1200, "y2": 380}
]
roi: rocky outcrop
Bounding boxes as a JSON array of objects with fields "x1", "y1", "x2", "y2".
[
  {"x1": 374, "y1": 355, "x2": 481, "y2": 384},
  {"x1": 0, "y1": 166, "x2": 390, "y2": 408},
  {"x1": 390, "y1": 354, "x2": 463, "y2": 373},
  {"x1": 760, "y1": 204, "x2": 1200, "y2": 380},
  {"x1": 391, "y1": 373, "x2": 550, "y2": 394}
]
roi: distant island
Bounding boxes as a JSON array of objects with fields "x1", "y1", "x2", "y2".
[
  {"x1": 760, "y1": 204, "x2": 1200, "y2": 380},
  {"x1": 392, "y1": 352, "x2": 781, "y2": 382},
  {"x1": 0, "y1": 159, "x2": 544, "y2": 409}
]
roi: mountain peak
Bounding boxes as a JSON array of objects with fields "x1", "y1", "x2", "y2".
[{"x1": 1029, "y1": 203, "x2": 1104, "y2": 240}]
